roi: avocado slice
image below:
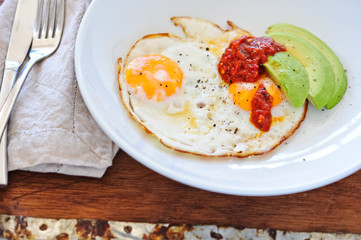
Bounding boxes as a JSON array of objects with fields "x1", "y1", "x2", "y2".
[
  {"x1": 267, "y1": 23, "x2": 347, "y2": 109},
  {"x1": 266, "y1": 32, "x2": 335, "y2": 109},
  {"x1": 263, "y1": 52, "x2": 309, "y2": 108}
]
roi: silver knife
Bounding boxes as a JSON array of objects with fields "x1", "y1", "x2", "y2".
[{"x1": 0, "y1": 0, "x2": 38, "y2": 185}]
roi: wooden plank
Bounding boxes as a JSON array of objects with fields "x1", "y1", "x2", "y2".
[{"x1": 1, "y1": 150, "x2": 361, "y2": 234}]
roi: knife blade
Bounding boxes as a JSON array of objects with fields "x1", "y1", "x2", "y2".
[{"x1": 0, "y1": 0, "x2": 38, "y2": 185}]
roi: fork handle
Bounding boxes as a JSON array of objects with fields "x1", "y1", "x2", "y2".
[
  {"x1": 0, "y1": 57, "x2": 38, "y2": 140},
  {"x1": 0, "y1": 129, "x2": 8, "y2": 185},
  {"x1": 0, "y1": 67, "x2": 19, "y2": 185}
]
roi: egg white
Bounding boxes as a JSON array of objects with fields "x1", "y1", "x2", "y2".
[{"x1": 118, "y1": 17, "x2": 307, "y2": 157}]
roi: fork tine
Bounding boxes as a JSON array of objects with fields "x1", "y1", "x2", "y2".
[
  {"x1": 40, "y1": 0, "x2": 51, "y2": 39},
  {"x1": 48, "y1": 0, "x2": 57, "y2": 38},
  {"x1": 34, "y1": 0, "x2": 43, "y2": 38},
  {"x1": 55, "y1": 0, "x2": 64, "y2": 37}
]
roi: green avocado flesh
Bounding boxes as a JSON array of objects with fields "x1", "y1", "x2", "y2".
[
  {"x1": 267, "y1": 23, "x2": 347, "y2": 109},
  {"x1": 263, "y1": 52, "x2": 309, "y2": 108},
  {"x1": 266, "y1": 32, "x2": 335, "y2": 110}
]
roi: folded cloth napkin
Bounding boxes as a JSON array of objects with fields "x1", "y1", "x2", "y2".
[{"x1": 0, "y1": 0, "x2": 119, "y2": 177}]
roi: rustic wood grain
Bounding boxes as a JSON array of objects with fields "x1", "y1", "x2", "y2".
[{"x1": 1, "y1": 149, "x2": 361, "y2": 234}]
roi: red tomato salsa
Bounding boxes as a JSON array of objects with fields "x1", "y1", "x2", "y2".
[
  {"x1": 250, "y1": 84, "x2": 273, "y2": 132},
  {"x1": 218, "y1": 36, "x2": 286, "y2": 83},
  {"x1": 217, "y1": 35, "x2": 286, "y2": 132}
]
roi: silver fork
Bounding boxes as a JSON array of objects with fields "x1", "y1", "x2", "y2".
[{"x1": 0, "y1": 0, "x2": 64, "y2": 140}]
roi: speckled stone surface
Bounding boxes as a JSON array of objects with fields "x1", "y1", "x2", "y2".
[{"x1": 0, "y1": 215, "x2": 360, "y2": 240}]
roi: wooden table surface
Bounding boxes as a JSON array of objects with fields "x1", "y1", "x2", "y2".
[
  {"x1": 2, "y1": 0, "x2": 361, "y2": 236},
  {"x1": 1, "y1": 149, "x2": 361, "y2": 234}
]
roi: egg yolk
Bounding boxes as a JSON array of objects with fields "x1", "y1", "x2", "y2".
[
  {"x1": 267, "y1": 84, "x2": 283, "y2": 106},
  {"x1": 229, "y1": 82, "x2": 283, "y2": 111},
  {"x1": 125, "y1": 54, "x2": 183, "y2": 101}
]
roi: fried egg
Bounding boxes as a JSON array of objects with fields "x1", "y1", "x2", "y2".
[{"x1": 118, "y1": 17, "x2": 307, "y2": 157}]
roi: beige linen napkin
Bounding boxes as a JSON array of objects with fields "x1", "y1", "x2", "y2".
[{"x1": 0, "y1": 0, "x2": 119, "y2": 177}]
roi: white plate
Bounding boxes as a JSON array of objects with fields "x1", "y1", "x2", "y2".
[{"x1": 75, "y1": 0, "x2": 361, "y2": 196}]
